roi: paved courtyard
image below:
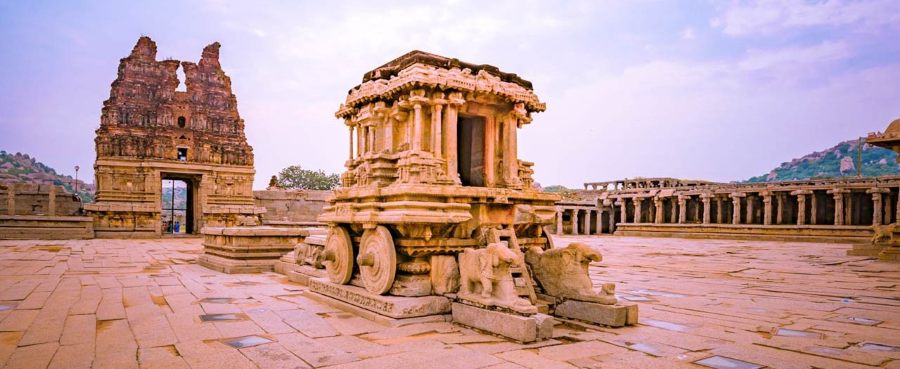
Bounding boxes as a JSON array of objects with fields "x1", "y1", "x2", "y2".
[{"x1": 0, "y1": 235, "x2": 897, "y2": 369}]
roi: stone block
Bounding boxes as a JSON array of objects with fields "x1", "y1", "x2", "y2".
[
  {"x1": 553, "y1": 300, "x2": 638, "y2": 327},
  {"x1": 451, "y1": 302, "x2": 554, "y2": 343},
  {"x1": 197, "y1": 254, "x2": 275, "y2": 274},
  {"x1": 308, "y1": 277, "x2": 450, "y2": 319},
  {"x1": 287, "y1": 266, "x2": 326, "y2": 285}
]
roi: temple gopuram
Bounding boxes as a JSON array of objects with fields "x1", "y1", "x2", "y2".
[{"x1": 84, "y1": 37, "x2": 262, "y2": 237}]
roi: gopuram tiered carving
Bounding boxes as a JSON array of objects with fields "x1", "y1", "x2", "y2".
[
  {"x1": 292, "y1": 51, "x2": 636, "y2": 341},
  {"x1": 84, "y1": 36, "x2": 262, "y2": 237}
]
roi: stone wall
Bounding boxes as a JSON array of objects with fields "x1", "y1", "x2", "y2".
[
  {"x1": 0, "y1": 182, "x2": 82, "y2": 216},
  {"x1": 254, "y1": 189, "x2": 329, "y2": 224}
]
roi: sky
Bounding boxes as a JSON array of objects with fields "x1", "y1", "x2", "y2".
[{"x1": 1, "y1": 0, "x2": 898, "y2": 189}]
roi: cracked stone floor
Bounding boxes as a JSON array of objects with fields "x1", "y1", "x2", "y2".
[{"x1": 0, "y1": 235, "x2": 897, "y2": 369}]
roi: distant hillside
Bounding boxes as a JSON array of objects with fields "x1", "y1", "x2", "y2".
[
  {"x1": 746, "y1": 139, "x2": 900, "y2": 183},
  {"x1": 0, "y1": 150, "x2": 94, "y2": 202}
]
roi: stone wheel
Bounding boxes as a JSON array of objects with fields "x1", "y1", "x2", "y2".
[
  {"x1": 357, "y1": 226, "x2": 397, "y2": 295},
  {"x1": 323, "y1": 226, "x2": 353, "y2": 285}
]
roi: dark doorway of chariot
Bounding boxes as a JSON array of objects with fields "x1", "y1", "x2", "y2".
[{"x1": 457, "y1": 116, "x2": 486, "y2": 187}]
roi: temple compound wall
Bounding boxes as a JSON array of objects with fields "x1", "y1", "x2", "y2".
[
  {"x1": 1, "y1": 183, "x2": 82, "y2": 216},
  {"x1": 253, "y1": 189, "x2": 329, "y2": 226},
  {"x1": 0, "y1": 183, "x2": 93, "y2": 239},
  {"x1": 84, "y1": 37, "x2": 263, "y2": 238},
  {"x1": 555, "y1": 176, "x2": 900, "y2": 243}
]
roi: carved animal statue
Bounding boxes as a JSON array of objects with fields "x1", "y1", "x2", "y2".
[
  {"x1": 871, "y1": 224, "x2": 896, "y2": 245},
  {"x1": 525, "y1": 242, "x2": 617, "y2": 305},
  {"x1": 295, "y1": 242, "x2": 324, "y2": 268},
  {"x1": 458, "y1": 242, "x2": 537, "y2": 313}
]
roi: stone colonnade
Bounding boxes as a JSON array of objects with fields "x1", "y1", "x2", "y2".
[
  {"x1": 555, "y1": 205, "x2": 610, "y2": 235},
  {"x1": 556, "y1": 179, "x2": 900, "y2": 235}
]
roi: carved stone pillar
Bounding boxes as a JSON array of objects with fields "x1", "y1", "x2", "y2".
[
  {"x1": 356, "y1": 124, "x2": 364, "y2": 158},
  {"x1": 775, "y1": 194, "x2": 784, "y2": 225},
  {"x1": 504, "y1": 114, "x2": 520, "y2": 187},
  {"x1": 873, "y1": 192, "x2": 883, "y2": 225},
  {"x1": 347, "y1": 124, "x2": 354, "y2": 160},
  {"x1": 670, "y1": 198, "x2": 677, "y2": 223},
  {"x1": 484, "y1": 117, "x2": 496, "y2": 186},
  {"x1": 367, "y1": 125, "x2": 375, "y2": 154},
  {"x1": 716, "y1": 197, "x2": 724, "y2": 224},
  {"x1": 797, "y1": 194, "x2": 806, "y2": 225},
  {"x1": 633, "y1": 198, "x2": 643, "y2": 223},
  {"x1": 810, "y1": 193, "x2": 818, "y2": 225},
  {"x1": 886, "y1": 194, "x2": 893, "y2": 224},
  {"x1": 678, "y1": 196, "x2": 687, "y2": 224},
  {"x1": 731, "y1": 193, "x2": 745, "y2": 225},
  {"x1": 571, "y1": 209, "x2": 579, "y2": 235},
  {"x1": 443, "y1": 95, "x2": 461, "y2": 183},
  {"x1": 868, "y1": 188, "x2": 888, "y2": 226},
  {"x1": 702, "y1": 195, "x2": 711, "y2": 224},
  {"x1": 413, "y1": 104, "x2": 423, "y2": 151},
  {"x1": 762, "y1": 193, "x2": 772, "y2": 226},
  {"x1": 654, "y1": 197, "x2": 664, "y2": 224},
  {"x1": 384, "y1": 118, "x2": 395, "y2": 152},
  {"x1": 609, "y1": 203, "x2": 617, "y2": 233},
  {"x1": 556, "y1": 208, "x2": 564, "y2": 235},
  {"x1": 583, "y1": 210, "x2": 591, "y2": 234},
  {"x1": 431, "y1": 103, "x2": 443, "y2": 156},
  {"x1": 746, "y1": 195, "x2": 755, "y2": 224},
  {"x1": 618, "y1": 200, "x2": 627, "y2": 225},
  {"x1": 48, "y1": 186, "x2": 56, "y2": 216},
  {"x1": 828, "y1": 189, "x2": 847, "y2": 226},
  {"x1": 596, "y1": 209, "x2": 604, "y2": 234}
]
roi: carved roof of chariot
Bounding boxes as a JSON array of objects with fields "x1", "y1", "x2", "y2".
[{"x1": 337, "y1": 50, "x2": 546, "y2": 118}]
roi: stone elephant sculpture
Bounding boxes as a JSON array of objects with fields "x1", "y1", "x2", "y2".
[
  {"x1": 458, "y1": 242, "x2": 537, "y2": 313},
  {"x1": 525, "y1": 242, "x2": 617, "y2": 305}
]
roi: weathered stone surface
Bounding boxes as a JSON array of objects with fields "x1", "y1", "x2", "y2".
[
  {"x1": 526, "y1": 242, "x2": 617, "y2": 304},
  {"x1": 199, "y1": 226, "x2": 311, "y2": 274},
  {"x1": 308, "y1": 278, "x2": 450, "y2": 319},
  {"x1": 554, "y1": 300, "x2": 637, "y2": 327},
  {"x1": 458, "y1": 243, "x2": 537, "y2": 314},
  {"x1": 451, "y1": 302, "x2": 554, "y2": 343},
  {"x1": 254, "y1": 189, "x2": 329, "y2": 224}
]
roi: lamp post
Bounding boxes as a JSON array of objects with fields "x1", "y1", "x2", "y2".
[{"x1": 74, "y1": 166, "x2": 80, "y2": 194}]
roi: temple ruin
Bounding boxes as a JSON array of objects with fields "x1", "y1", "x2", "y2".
[
  {"x1": 84, "y1": 37, "x2": 263, "y2": 237},
  {"x1": 557, "y1": 176, "x2": 897, "y2": 244}
]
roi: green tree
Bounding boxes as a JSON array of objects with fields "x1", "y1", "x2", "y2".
[
  {"x1": 276, "y1": 165, "x2": 340, "y2": 190},
  {"x1": 543, "y1": 185, "x2": 569, "y2": 193}
]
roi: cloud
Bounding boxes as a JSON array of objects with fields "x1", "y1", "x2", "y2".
[
  {"x1": 714, "y1": 0, "x2": 900, "y2": 36},
  {"x1": 523, "y1": 43, "x2": 900, "y2": 186},
  {"x1": 739, "y1": 41, "x2": 850, "y2": 71},
  {"x1": 680, "y1": 27, "x2": 695, "y2": 40}
]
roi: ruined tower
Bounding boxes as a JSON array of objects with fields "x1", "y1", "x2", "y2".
[{"x1": 84, "y1": 36, "x2": 262, "y2": 237}]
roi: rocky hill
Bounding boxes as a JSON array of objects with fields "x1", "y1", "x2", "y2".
[
  {"x1": 745, "y1": 138, "x2": 900, "y2": 183},
  {"x1": 0, "y1": 150, "x2": 94, "y2": 202}
]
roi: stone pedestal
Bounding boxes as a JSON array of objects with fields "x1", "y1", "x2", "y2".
[
  {"x1": 451, "y1": 302, "x2": 554, "y2": 343},
  {"x1": 308, "y1": 278, "x2": 451, "y2": 319},
  {"x1": 198, "y1": 226, "x2": 310, "y2": 273},
  {"x1": 553, "y1": 300, "x2": 638, "y2": 327}
]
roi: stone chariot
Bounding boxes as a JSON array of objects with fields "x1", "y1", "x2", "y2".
[{"x1": 299, "y1": 51, "x2": 635, "y2": 341}]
